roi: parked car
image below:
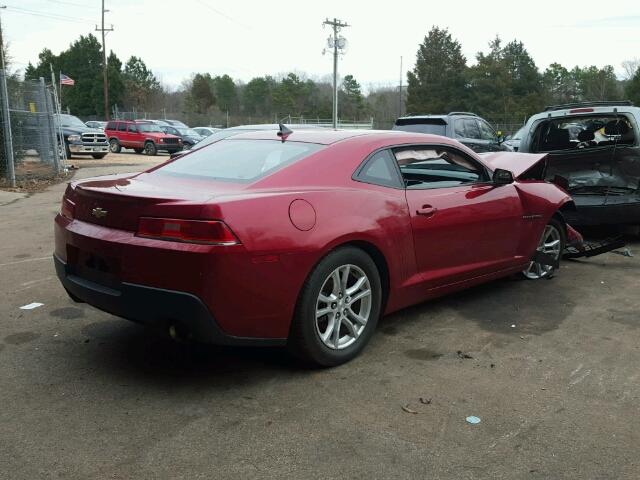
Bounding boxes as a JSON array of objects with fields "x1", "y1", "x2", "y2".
[
  {"x1": 193, "y1": 127, "x2": 221, "y2": 137},
  {"x1": 140, "y1": 119, "x2": 170, "y2": 126},
  {"x1": 503, "y1": 126, "x2": 525, "y2": 151},
  {"x1": 85, "y1": 120, "x2": 107, "y2": 130},
  {"x1": 54, "y1": 128, "x2": 578, "y2": 366},
  {"x1": 105, "y1": 120, "x2": 182, "y2": 155},
  {"x1": 56, "y1": 114, "x2": 109, "y2": 159},
  {"x1": 163, "y1": 119, "x2": 189, "y2": 128},
  {"x1": 393, "y1": 112, "x2": 511, "y2": 153},
  {"x1": 159, "y1": 125, "x2": 204, "y2": 149},
  {"x1": 517, "y1": 101, "x2": 640, "y2": 226}
]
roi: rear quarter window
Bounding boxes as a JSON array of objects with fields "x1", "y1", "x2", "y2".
[
  {"x1": 106, "y1": 121, "x2": 117, "y2": 130},
  {"x1": 155, "y1": 139, "x2": 324, "y2": 182}
]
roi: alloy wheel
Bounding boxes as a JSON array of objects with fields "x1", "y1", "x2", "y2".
[
  {"x1": 522, "y1": 224, "x2": 562, "y2": 279},
  {"x1": 315, "y1": 264, "x2": 372, "y2": 350}
]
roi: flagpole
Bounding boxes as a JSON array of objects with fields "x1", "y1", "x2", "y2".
[{"x1": 59, "y1": 70, "x2": 62, "y2": 111}]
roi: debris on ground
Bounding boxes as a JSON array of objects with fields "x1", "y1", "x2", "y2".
[
  {"x1": 419, "y1": 397, "x2": 432, "y2": 405},
  {"x1": 19, "y1": 302, "x2": 44, "y2": 310},
  {"x1": 466, "y1": 416, "x2": 481, "y2": 425},
  {"x1": 511, "y1": 324, "x2": 516, "y2": 328},
  {"x1": 457, "y1": 350, "x2": 473, "y2": 359},
  {"x1": 612, "y1": 248, "x2": 633, "y2": 258},
  {"x1": 402, "y1": 404, "x2": 418, "y2": 414},
  {"x1": 490, "y1": 363, "x2": 495, "y2": 368}
]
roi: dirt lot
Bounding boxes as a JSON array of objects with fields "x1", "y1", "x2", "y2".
[{"x1": 1, "y1": 151, "x2": 639, "y2": 479}]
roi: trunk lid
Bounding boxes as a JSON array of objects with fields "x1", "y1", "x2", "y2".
[{"x1": 70, "y1": 172, "x2": 243, "y2": 231}]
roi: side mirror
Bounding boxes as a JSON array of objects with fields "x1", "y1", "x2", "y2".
[{"x1": 493, "y1": 168, "x2": 514, "y2": 185}]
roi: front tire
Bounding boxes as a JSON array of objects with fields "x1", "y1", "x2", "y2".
[
  {"x1": 91, "y1": 153, "x2": 107, "y2": 159},
  {"x1": 109, "y1": 139, "x2": 121, "y2": 153},
  {"x1": 144, "y1": 141, "x2": 157, "y2": 156},
  {"x1": 288, "y1": 247, "x2": 382, "y2": 367},
  {"x1": 522, "y1": 218, "x2": 565, "y2": 279}
]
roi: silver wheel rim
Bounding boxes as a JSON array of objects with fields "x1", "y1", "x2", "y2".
[
  {"x1": 523, "y1": 224, "x2": 561, "y2": 279},
  {"x1": 145, "y1": 144, "x2": 154, "y2": 154},
  {"x1": 315, "y1": 264, "x2": 372, "y2": 350},
  {"x1": 109, "y1": 140, "x2": 118, "y2": 152}
]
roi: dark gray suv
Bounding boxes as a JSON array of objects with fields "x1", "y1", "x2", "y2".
[{"x1": 392, "y1": 112, "x2": 511, "y2": 153}]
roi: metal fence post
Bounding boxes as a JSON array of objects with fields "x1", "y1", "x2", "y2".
[
  {"x1": 41, "y1": 77, "x2": 60, "y2": 172},
  {"x1": 0, "y1": 69, "x2": 15, "y2": 187}
]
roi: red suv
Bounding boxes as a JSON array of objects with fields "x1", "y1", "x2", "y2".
[{"x1": 105, "y1": 120, "x2": 183, "y2": 155}]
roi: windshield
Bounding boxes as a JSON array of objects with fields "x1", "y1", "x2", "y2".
[
  {"x1": 138, "y1": 123, "x2": 163, "y2": 133},
  {"x1": 511, "y1": 126, "x2": 525, "y2": 140},
  {"x1": 57, "y1": 114, "x2": 86, "y2": 128},
  {"x1": 155, "y1": 139, "x2": 323, "y2": 182},
  {"x1": 178, "y1": 128, "x2": 200, "y2": 136}
]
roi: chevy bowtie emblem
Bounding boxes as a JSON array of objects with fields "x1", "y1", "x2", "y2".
[{"x1": 91, "y1": 207, "x2": 108, "y2": 218}]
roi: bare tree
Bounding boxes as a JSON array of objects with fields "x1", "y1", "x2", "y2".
[{"x1": 622, "y1": 58, "x2": 640, "y2": 80}]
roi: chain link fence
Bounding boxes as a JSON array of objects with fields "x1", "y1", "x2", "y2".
[{"x1": 0, "y1": 73, "x2": 62, "y2": 187}]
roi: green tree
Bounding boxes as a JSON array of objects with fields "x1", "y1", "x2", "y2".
[
  {"x1": 340, "y1": 74, "x2": 366, "y2": 119},
  {"x1": 542, "y1": 63, "x2": 579, "y2": 105},
  {"x1": 123, "y1": 56, "x2": 160, "y2": 110},
  {"x1": 574, "y1": 65, "x2": 621, "y2": 101},
  {"x1": 272, "y1": 73, "x2": 308, "y2": 115},
  {"x1": 213, "y1": 74, "x2": 238, "y2": 113},
  {"x1": 243, "y1": 76, "x2": 274, "y2": 115},
  {"x1": 186, "y1": 73, "x2": 216, "y2": 113},
  {"x1": 626, "y1": 69, "x2": 640, "y2": 105},
  {"x1": 406, "y1": 26, "x2": 468, "y2": 114}
]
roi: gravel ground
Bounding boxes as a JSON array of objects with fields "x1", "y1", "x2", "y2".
[{"x1": 1, "y1": 151, "x2": 639, "y2": 479}]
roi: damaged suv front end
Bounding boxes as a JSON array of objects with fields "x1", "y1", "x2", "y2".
[{"x1": 518, "y1": 102, "x2": 640, "y2": 226}]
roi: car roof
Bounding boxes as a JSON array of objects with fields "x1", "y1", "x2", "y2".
[
  {"x1": 395, "y1": 112, "x2": 479, "y2": 123},
  {"x1": 528, "y1": 104, "x2": 640, "y2": 122}
]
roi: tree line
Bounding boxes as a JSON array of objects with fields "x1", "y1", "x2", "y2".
[{"x1": 22, "y1": 31, "x2": 640, "y2": 125}]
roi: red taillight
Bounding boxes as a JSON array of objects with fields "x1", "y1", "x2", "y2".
[
  {"x1": 569, "y1": 108, "x2": 594, "y2": 113},
  {"x1": 61, "y1": 197, "x2": 75, "y2": 219},
  {"x1": 136, "y1": 217, "x2": 239, "y2": 245}
]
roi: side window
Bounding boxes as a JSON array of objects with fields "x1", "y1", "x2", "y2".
[
  {"x1": 355, "y1": 149, "x2": 402, "y2": 188},
  {"x1": 127, "y1": 124, "x2": 138, "y2": 133},
  {"x1": 393, "y1": 146, "x2": 488, "y2": 189},
  {"x1": 463, "y1": 119, "x2": 481, "y2": 139},
  {"x1": 477, "y1": 120, "x2": 496, "y2": 141},
  {"x1": 106, "y1": 121, "x2": 116, "y2": 130},
  {"x1": 454, "y1": 119, "x2": 466, "y2": 138},
  {"x1": 117, "y1": 122, "x2": 127, "y2": 132}
]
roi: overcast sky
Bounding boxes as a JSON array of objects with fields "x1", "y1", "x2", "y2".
[{"x1": 4, "y1": 0, "x2": 640, "y2": 91}]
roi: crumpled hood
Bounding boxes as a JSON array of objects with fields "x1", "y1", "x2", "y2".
[{"x1": 479, "y1": 152, "x2": 548, "y2": 178}]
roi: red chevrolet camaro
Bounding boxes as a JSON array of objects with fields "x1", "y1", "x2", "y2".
[{"x1": 54, "y1": 128, "x2": 577, "y2": 366}]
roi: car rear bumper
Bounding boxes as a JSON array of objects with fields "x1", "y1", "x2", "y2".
[
  {"x1": 566, "y1": 195, "x2": 640, "y2": 226},
  {"x1": 54, "y1": 254, "x2": 286, "y2": 347}
]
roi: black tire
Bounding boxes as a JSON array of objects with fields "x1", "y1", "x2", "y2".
[
  {"x1": 91, "y1": 154, "x2": 107, "y2": 159},
  {"x1": 133, "y1": 148, "x2": 144, "y2": 154},
  {"x1": 109, "y1": 138, "x2": 121, "y2": 153},
  {"x1": 144, "y1": 141, "x2": 157, "y2": 156},
  {"x1": 521, "y1": 217, "x2": 566, "y2": 280},
  {"x1": 183, "y1": 142, "x2": 192, "y2": 150},
  {"x1": 65, "y1": 142, "x2": 71, "y2": 159},
  {"x1": 288, "y1": 247, "x2": 383, "y2": 367}
]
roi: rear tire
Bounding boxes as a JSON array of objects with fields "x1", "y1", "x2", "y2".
[
  {"x1": 109, "y1": 138, "x2": 121, "y2": 153},
  {"x1": 144, "y1": 141, "x2": 157, "y2": 156},
  {"x1": 288, "y1": 247, "x2": 382, "y2": 367},
  {"x1": 521, "y1": 218, "x2": 566, "y2": 280}
]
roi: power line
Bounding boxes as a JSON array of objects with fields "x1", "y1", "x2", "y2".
[
  {"x1": 193, "y1": 0, "x2": 250, "y2": 30},
  {"x1": 45, "y1": 0, "x2": 96, "y2": 9},
  {"x1": 4, "y1": 5, "x2": 93, "y2": 24}
]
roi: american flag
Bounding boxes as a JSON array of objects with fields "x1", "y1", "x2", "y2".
[{"x1": 60, "y1": 73, "x2": 75, "y2": 86}]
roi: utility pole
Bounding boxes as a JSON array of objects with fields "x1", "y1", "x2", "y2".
[
  {"x1": 95, "y1": 0, "x2": 113, "y2": 120},
  {"x1": 323, "y1": 18, "x2": 349, "y2": 129},
  {"x1": 398, "y1": 56, "x2": 403, "y2": 117}
]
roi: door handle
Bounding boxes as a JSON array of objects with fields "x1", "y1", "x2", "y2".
[{"x1": 416, "y1": 205, "x2": 437, "y2": 217}]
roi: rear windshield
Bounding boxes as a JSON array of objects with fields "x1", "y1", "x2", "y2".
[
  {"x1": 533, "y1": 115, "x2": 636, "y2": 152},
  {"x1": 155, "y1": 139, "x2": 324, "y2": 182},
  {"x1": 393, "y1": 118, "x2": 447, "y2": 136}
]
